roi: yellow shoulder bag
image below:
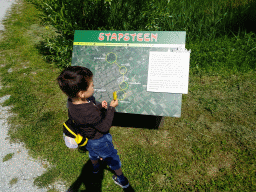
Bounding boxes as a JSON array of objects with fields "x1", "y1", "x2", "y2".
[{"x1": 63, "y1": 119, "x2": 88, "y2": 147}]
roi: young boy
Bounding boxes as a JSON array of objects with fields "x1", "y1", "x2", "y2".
[{"x1": 57, "y1": 66, "x2": 129, "y2": 188}]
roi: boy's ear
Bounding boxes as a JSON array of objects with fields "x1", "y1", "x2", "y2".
[
  {"x1": 77, "y1": 90, "x2": 85, "y2": 98},
  {"x1": 77, "y1": 91, "x2": 83, "y2": 98}
]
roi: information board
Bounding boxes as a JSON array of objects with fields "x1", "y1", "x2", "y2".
[{"x1": 72, "y1": 30, "x2": 190, "y2": 117}]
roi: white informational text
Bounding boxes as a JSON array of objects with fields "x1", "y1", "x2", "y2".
[{"x1": 147, "y1": 50, "x2": 190, "y2": 94}]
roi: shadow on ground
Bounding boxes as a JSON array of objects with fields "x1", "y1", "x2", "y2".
[{"x1": 66, "y1": 147, "x2": 135, "y2": 192}]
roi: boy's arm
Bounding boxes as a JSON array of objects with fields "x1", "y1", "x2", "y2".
[{"x1": 86, "y1": 105, "x2": 116, "y2": 133}]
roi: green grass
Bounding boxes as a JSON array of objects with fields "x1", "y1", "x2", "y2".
[
  {"x1": 0, "y1": 0, "x2": 255, "y2": 191},
  {"x1": 9, "y1": 177, "x2": 18, "y2": 186},
  {"x1": 3, "y1": 153, "x2": 15, "y2": 162}
]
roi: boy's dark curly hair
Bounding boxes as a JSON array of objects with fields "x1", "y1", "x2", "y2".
[{"x1": 57, "y1": 66, "x2": 93, "y2": 98}]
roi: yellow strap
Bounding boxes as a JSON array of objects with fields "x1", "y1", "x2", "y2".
[
  {"x1": 80, "y1": 137, "x2": 88, "y2": 146},
  {"x1": 63, "y1": 122, "x2": 76, "y2": 137},
  {"x1": 75, "y1": 134, "x2": 83, "y2": 144},
  {"x1": 64, "y1": 122, "x2": 88, "y2": 146}
]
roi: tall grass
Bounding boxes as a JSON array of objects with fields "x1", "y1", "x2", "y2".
[{"x1": 23, "y1": 0, "x2": 256, "y2": 71}]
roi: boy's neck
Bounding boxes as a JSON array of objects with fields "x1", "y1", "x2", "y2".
[{"x1": 72, "y1": 97, "x2": 89, "y2": 104}]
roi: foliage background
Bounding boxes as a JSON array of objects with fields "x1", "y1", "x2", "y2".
[{"x1": 24, "y1": 0, "x2": 256, "y2": 72}]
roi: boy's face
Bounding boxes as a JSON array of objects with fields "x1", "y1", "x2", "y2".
[{"x1": 87, "y1": 80, "x2": 94, "y2": 96}]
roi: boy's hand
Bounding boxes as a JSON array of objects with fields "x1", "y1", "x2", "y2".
[
  {"x1": 102, "y1": 100, "x2": 108, "y2": 109},
  {"x1": 110, "y1": 99, "x2": 118, "y2": 108}
]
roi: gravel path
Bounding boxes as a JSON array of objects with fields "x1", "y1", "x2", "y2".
[
  {"x1": 0, "y1": 0, "x2": 68, "y2": 191},
  {"x1": 0, "y1": 93, "x2": 53, "y2": 192}
]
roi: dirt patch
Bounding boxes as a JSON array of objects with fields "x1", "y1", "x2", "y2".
[
  {"x1": 154, "y1": 173, "x2": 171, "y2": 189},
  {"x1": 207, "y1": 151, "x2": 235, "y2": 177},
  {"x1": 209, "y1": 122, "x2": 224, "y2": 135}
]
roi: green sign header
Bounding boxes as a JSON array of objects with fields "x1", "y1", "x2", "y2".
[{"x1": 74, "y1": 30, "x2": 186, "y2": 45}]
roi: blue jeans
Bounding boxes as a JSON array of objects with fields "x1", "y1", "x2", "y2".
[{"x1": 85, "y1": 133, "x2": 122, "y2": 171}]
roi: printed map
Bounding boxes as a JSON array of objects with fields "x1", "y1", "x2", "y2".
[{"x1": 72, "y1": 45, "x2": 182, "y2": 117}]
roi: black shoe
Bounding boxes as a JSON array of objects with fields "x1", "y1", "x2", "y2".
[{"x1": 112, "y1": 175, "x2": 130, "y2": 188}]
